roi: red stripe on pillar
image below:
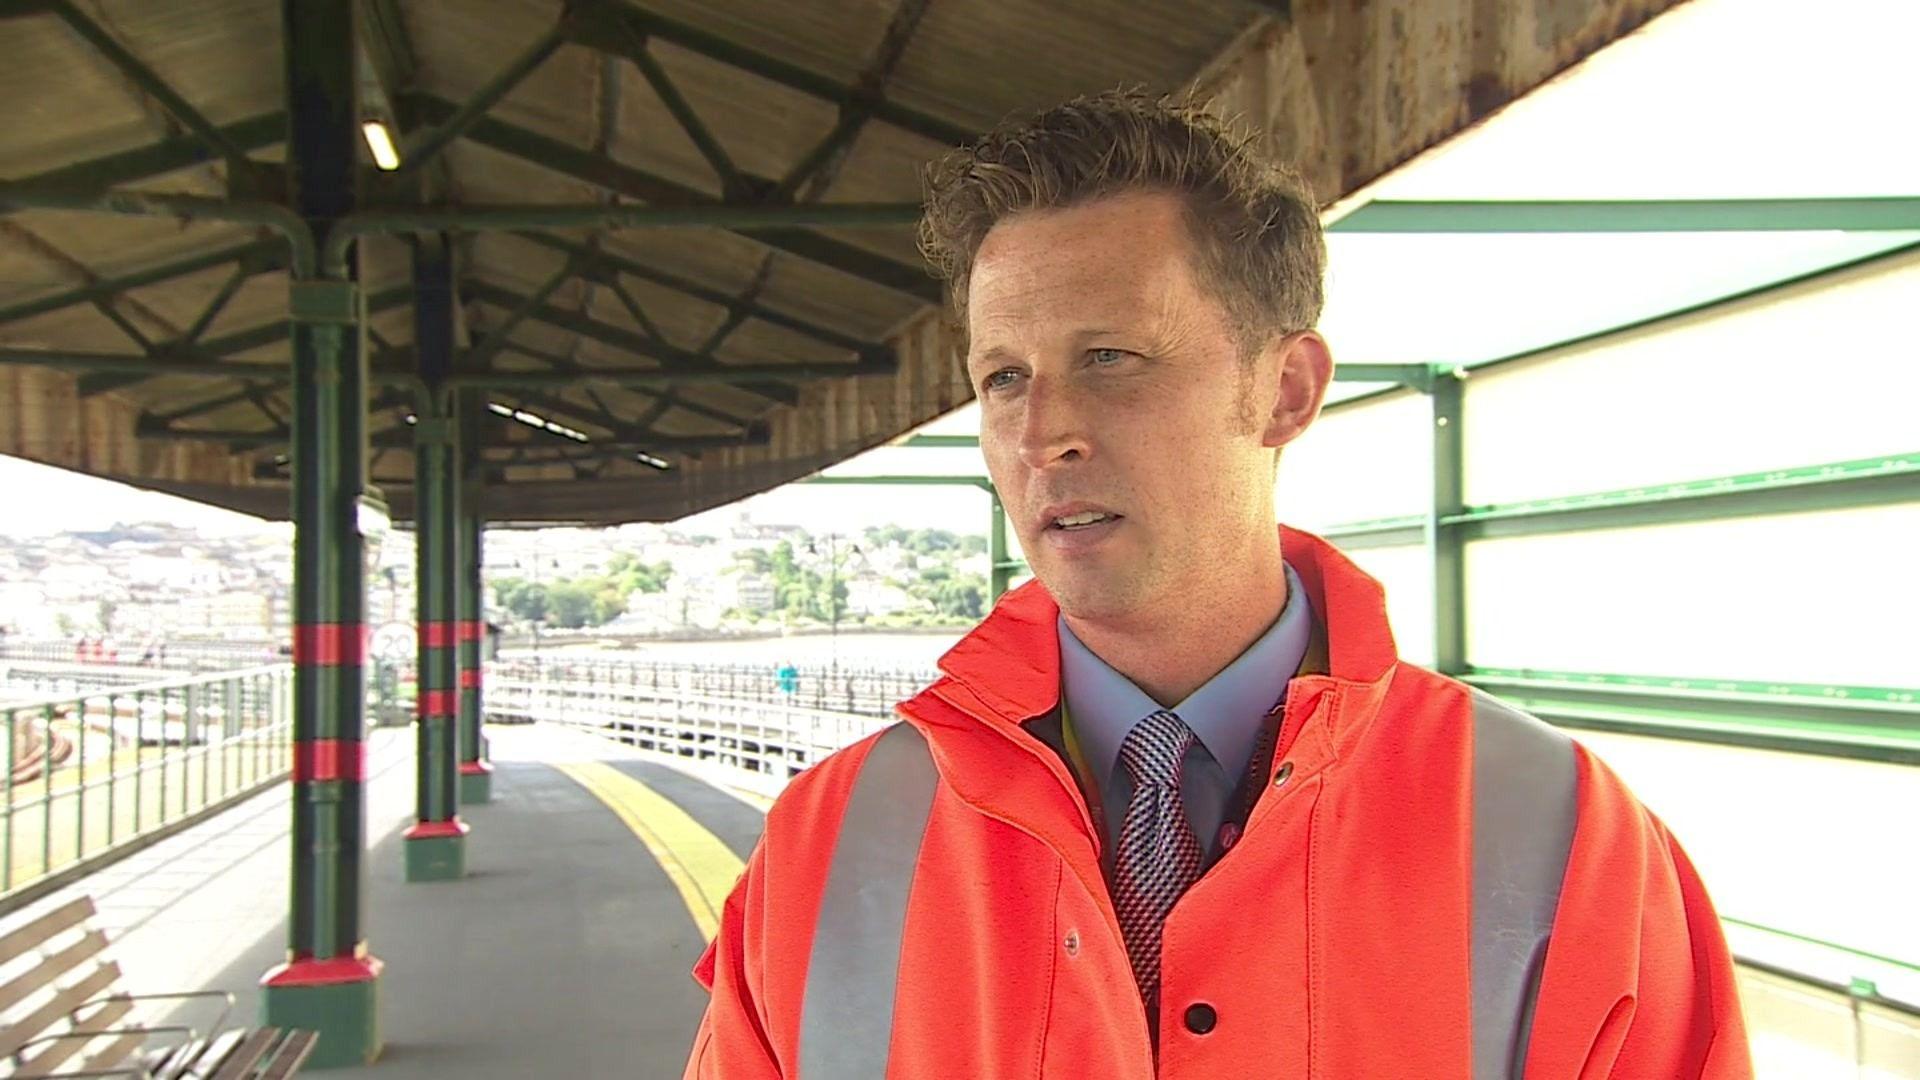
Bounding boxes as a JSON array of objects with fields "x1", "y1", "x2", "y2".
[
  {"x1": 458, "y1": 620, "x2": 484, "y2": 641},
  {"x1": 293, "y1": 739, "x2": 366, "y2": 783},
  {"x1": 458, "y1": 760, "x2": 494, "y2": 776},
  {"x1": 417, "y1": 689, "x2": 457, "y2": 718},
  {"x1": 418, "y1": 621, "x2": 455, "y2": 648},
  {"x1": 292, "y1": 623, "x2": 367, "y2": 665},
  {"x1": 459, "y1": 669, "x2": 481, "y2": 689},
  {"x1": 261, "y1": 954, "x2": 383, "y2": 987},
  {"x1": 403, "y1": 818, "x2": 471, "y2": 840}
]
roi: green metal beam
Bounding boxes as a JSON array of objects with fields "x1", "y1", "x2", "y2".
[
  {"x1": 1464, "y1": 670, "x2": 1920, "y2": 765},
  {"x1": 899, "y1": 434, "x2": 977, "y2": 448},
  {"x1": 598, "y1": 32, "x2": 742, "y2": 193},
  {"x1": 1329, "y1": 198, "x2": 1920, "y2": 234},
  {"x1": 766, "y1": 0, "x2": 932, "y2": 204},
  {"x1": 1336, "y1": 363, "x2": 1449, "y2": 387},
  {"x1": 73, "y1": 284, "x2": 414, "y2": 396},
  {"x1": 390, "y1": 23, "x2": 566, "y2": 179},
  {"x1": 182, "y1": 261, "x2": 254, "y2": 343},
  {"x1": 483, "y1": 427, "x2": 770, "y2": 453},
  {"x1": 1, "y1": 347, "x2": 278, "y2": 378},
  {"x1": 209, "y1": 418, "x2": 769, "y2": 453},
  {"x1": 1445, "y1": 451, "x2": 1920, "y2": 539},
  {"x1": 1322, "y1": 238, "x2": 1920, "y2": 418},
  {"x1": 1319, "y1": 451, "x2": 1920, "y2": 550},
  {"x1": 447, "y1": 360, "x2": 880, "y2": 389},
  {"x1": 406, "y1": 93, "x2": 939, "y2": 302},
  {"x1": 153, "y1": 384, "x2": 272, "y2": 425},
  {"x1": 460, "y1": 278, "x2": 810, "y2": 403},
  {"x1": 467, "y1": 256, "x2": 582, "y2": 369},
  {"x1": 521, "y1": 232, "x2": 888, "y2": 359},
  {"x1": 577, "y1": 3, "x2": 974, "y2": 148},
  {"x1": 3, "y1": 112, "x2": 283, "y2": 200},
  {"x1": 498, "y1": 388, "x2": 668, "y2": 443},
  {"x1": 498, "y1": 345, "x2": 760, "y2": 429},
  {"x1": 1426, "y1": 367, "x2": 1465, "y2": 676},
  {"x1": 45, "y1": 1, "x2": 257, "y2": 177},
  {"x1": 340, "y1": 196, "x2": 920, "y2": 236},
  {"x1": 0, "y1": 239, "x2": 283, "y2": 328}
]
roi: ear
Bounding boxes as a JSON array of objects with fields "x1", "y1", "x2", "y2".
[{"x1": 1260, "y1": 330, "x2": 1334, "y2": 449}]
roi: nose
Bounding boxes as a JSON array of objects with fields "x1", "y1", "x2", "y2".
[{"x1": 1015, "y1": 377, "x2": 1091, "y2": 470}]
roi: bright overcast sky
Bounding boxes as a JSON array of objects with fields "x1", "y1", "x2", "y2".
[{"x1": 4, "y1": 0, "x2": 1913, "y2": 539}]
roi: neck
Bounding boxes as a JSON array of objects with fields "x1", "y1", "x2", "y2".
[{"x1": 1062, "y1": 541, "x2": 1288, "y2": 707}]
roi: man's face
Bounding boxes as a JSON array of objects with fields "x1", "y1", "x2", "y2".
[{"x1": 966, "y1": 191, "x2": 1323, "y2": 625}]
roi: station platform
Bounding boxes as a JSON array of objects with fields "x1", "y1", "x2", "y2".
[{"x1": 0, "y1": 723, "x2": 769, "y2": 1079}]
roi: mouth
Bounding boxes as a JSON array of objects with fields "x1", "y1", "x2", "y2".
[{"x1": 1040, "y1": 505, "x2": 1124, "y2": 532}]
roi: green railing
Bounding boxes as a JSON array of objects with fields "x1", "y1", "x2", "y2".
[{"x1": 0, "y1": 664, "x2": 294, "y2": 910}]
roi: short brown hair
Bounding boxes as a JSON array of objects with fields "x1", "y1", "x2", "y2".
[{"x1": 917, "y1": 89, "x2": 1325, "y2": 356}]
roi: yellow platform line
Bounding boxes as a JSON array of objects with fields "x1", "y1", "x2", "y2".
[{"x1": 553, "y1": 761, "x2": 746, "y2": 942}]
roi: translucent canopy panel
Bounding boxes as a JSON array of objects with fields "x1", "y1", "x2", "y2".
[
  {"x1": 1318, "y1": 229, "x2": 1920, "y2": 371},
  {"x1": 1358, "y1": 0, "x2": 1920, "y2": 202}
]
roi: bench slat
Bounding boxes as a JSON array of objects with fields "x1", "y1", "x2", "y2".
[
  {"x1": 151, "y1": 1035, "x2": 210, "y2": 1080},
  {"x1": 207, "y1": 1028, "x2": 280, "y2": 1080},
  {"x1": 177, "y1": 1028, "x2": 248, "y2": 1077},
  {"x1": 13, "y1": 996, "x2": 133, "y2": 1079},
  {"x1": 0, "y1": 929, "x2": 110, "y2": 1017},
  {"x1": 78, "y1": 1030, "x2": 151, "y2": 1076},
  {"x1": 0, "y1": 897, "x2": 95, "y2": 966},
  {"x1": 0, "y1": 960, "x2": 121, "y2": 1058},
  {"x1": 258, "y1": 1030, "x2": 319, "y2": 1080}
]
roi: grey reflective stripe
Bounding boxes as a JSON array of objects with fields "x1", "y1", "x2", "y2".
[
  {"x1": 1470, "y1": 689, "x2": 1578, "y2": 1080},
  {"x1": 798, "y1": 722, "x2": 939, "y2": 1079}
]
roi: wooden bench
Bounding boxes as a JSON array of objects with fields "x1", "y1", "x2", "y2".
[{"x1": 0, "y1": 897, "x2": 315, "y2": 1079}]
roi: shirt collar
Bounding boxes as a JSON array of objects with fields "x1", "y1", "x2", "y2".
[{"x1": 1058, "y1": 560, "x2": 1314, "y2": 788}]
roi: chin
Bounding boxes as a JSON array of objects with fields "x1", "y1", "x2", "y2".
[{"x1": 1041, "y1": 569, "x2": 1149, "y2": 624}]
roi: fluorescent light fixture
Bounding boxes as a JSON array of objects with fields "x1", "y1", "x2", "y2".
[
  {"x1": 501, "y1": 406, "x2": 587, "y2": 442},
  {"x1": 361, "y1": 120, "x2": 401, "y2": 171},
  {"x1": 487, "y1": 402, "x2": 514, "y2": 416},
  {"x1": 635, "y1": 452, "x2": 671, "y2": 470}
]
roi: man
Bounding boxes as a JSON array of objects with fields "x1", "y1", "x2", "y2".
[{"x1": 683, "y1": 91, "x2": 1752, "y2": 1078}]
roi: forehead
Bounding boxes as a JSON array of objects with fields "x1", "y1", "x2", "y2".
[{"x1": 965, "y1": 192, "x2": 1208, "y2": 341}]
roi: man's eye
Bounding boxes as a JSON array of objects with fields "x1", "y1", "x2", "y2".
[
  {"x1": 1089, "y1": 348, "x2": 1131, "y2": 366},
  {"x1": 983, "y1": 369, "x2": 1020, "y2": 391}
]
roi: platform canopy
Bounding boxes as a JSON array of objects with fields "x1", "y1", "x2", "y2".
[{"x1": 0, "y1": 0, "x2": 1685, "y2": 524}]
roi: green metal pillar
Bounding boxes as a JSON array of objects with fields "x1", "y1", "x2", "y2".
[
  {"x1": 457, "y1": 472, "x2": 493, "y2": 803},
  {"x1": 988, "y1": 486, "x2": 1014, "y2": 602},
  {"x1": 1427, "y1": 366, "x2": 1468, "y2": 676},
  {"x1": 260, "y1": 0, "x2": 381, "y2": 1066},
  {"x1": 404, "y1": 235, "x2": 468, "y2": 880}
]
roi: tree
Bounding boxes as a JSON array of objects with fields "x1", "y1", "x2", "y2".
[
  {"x1": 547, "y1": 581, "x2": 594, "y2": 628},
  {"x1": 496, "y1": 578, "x2": 550, "y2": 623}
]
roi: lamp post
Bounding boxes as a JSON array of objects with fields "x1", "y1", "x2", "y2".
[{"x1": 806, "y1": 534, "x2": 861, "y2": 676}]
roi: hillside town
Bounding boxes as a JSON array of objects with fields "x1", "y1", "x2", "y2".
[{"x1": 0, "y1": 511, "x2": 994, "y2": 649}]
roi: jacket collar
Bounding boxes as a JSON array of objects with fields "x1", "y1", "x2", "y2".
[
  {"x1": 902, "y1": 525, "x2": 1401, "y2": 866},
  {"x1": 931, "y1": 525, "x2": 1394, "y2": 728}
]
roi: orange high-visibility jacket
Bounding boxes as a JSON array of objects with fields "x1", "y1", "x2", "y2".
[{"x1": 685, "y1": 525, "x2": 1753, "y2": 1078}]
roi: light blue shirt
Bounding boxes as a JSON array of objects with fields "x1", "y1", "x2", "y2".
[{"x1": 1058, "y1": 561, "x2": 1313, "y2": 865}]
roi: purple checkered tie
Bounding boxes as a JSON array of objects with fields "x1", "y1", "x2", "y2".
[{"x1": 1112, "y1": 709, "x2": 1205, "y2": 1008}]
